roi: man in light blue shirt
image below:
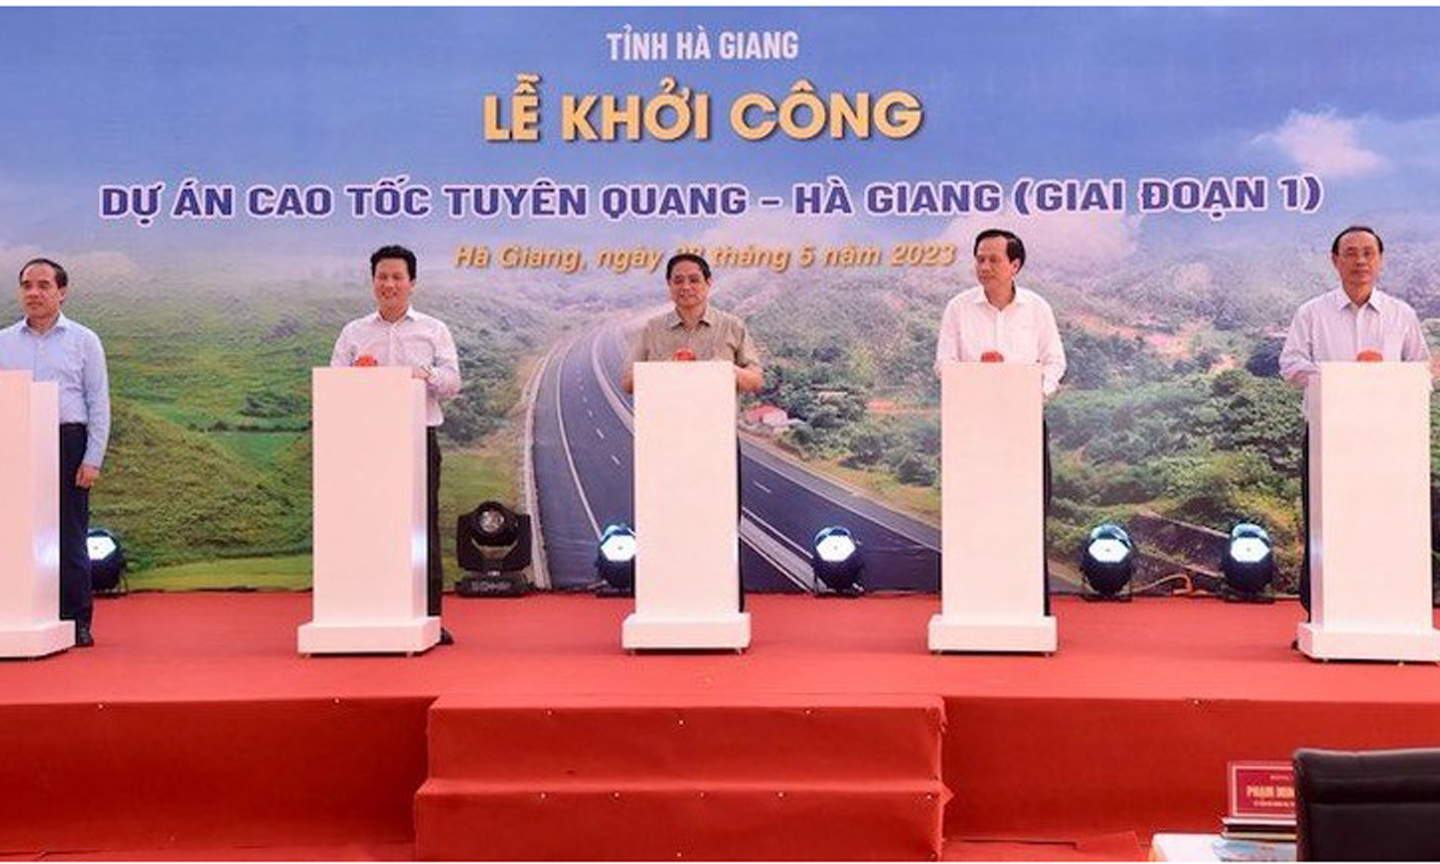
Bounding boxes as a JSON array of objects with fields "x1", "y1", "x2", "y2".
[
  {"x1": 0, "y1": 258, "x2": 111, "y2": 646},
  {"x1": 1280, "y1": 226, "x2": 1431, "y2": 616}
]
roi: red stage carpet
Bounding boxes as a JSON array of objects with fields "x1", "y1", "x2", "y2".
[{"x1": 3, "y1": 593, "x2": 1440, "y2": 860}]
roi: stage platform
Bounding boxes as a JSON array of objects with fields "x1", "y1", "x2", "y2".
[{"x1": 3, "y1": 592, "x2": 1440, "y2": 860}]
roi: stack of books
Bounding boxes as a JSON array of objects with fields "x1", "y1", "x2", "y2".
[{"x1": 1220, "y1": 814, "x2": 1297, "y2": 843}]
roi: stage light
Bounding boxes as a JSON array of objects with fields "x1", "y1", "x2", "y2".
[
  {"x1": 811, "y1": 526, "x2": 864, "y2": 596},
  {"x1": 476, "y1": 506, "x2": 511, "y2": 542},
  {"x1": 455, "y1": 501, "x2": 532, "y2": 597},
  {"x1": 87, "y1": 527, "x2": 127, "y2": 594},
  {"x1": 594, "y1": 523, "x2": 636, "y2": 596},
  {"x1": 1222, "y1": 522, "x2": 1275, "y2": 600},
  {"x1": 1080, "y1": 523, "x2": 1134, "y2": 600}
]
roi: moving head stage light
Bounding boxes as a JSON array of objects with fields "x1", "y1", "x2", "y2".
[
  {"x1": 1222, "y1": 522, "x2": 1275, "y2": 602},
  {"x1": 88, "y1": 527, "x2": 127, "y2": 595},
  {"x1": 455, "y1": 501, "x2": 532, "y2": 597},
  {"x1": 812, "y1": 526, "x2": 864, "y2": 596},
  {"x1": 594, "y1": 523, "x2": 637, "y2": 597},
  {"x1": 1080, "y1": 523, "x2": 1134, "y2": 600}
]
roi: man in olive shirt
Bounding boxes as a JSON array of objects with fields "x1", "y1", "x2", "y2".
[
  {"x1": 622, "y1": 253, "x2": 763, "y2": 393},
  {"x1": 622, "y1": 253, "x2": 760, "y2": 604}
]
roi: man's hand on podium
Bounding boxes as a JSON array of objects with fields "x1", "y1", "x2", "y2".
[{"x1": 734, "y1": 365, "x2": 763, "y2": 393}]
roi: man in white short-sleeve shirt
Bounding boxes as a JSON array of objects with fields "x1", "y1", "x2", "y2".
[
  {"x1": 1279, "y1": 225, "x2": 1431, "y2": 617},
  {"x1": 935, "y1": 229, "x2": 1067, "y2": 612}
]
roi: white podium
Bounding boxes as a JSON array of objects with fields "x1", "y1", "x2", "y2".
[
  {"x1": 1298, "y1": 362, "x2": 1440, "y2": 661},
  {"x1": 298, "y1": 367, "x2": 440, "y2": 654},
  {"x1": 930, "y1": 362, "x2": 1056, "y2": 653},
  {"x1": 623, "y1": 361, "x2": 750, "y2": 651},
  {"x1": 0, "y1": 372, "x2": 71, "y2": 658}
]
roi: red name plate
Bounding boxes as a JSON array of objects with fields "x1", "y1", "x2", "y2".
[{"x1": 1228, "y1": 761, "x2": 1296, "y2": 819}]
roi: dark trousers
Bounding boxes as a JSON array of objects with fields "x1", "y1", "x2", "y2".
[
  {"x1": 737, "y1": 441, "x2": 745, "y2": 611},
  {"x1": 59, "y1": 424, "x2": 93, "y2": 627},
  {"x1": 1300, "y1": 426, "x2": 1312, "y2": 615},
  {"x1": 427, "y1": 428, "x2": 443, "y2": 617},
  {"x1": 1042, "y1": 421, "x2": 1052, "y2": 616}
]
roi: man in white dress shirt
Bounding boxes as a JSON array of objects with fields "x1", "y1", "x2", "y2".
[
  {"x1": 331, "y1": 245, "x2": 462, "y2": 644},
  {"x1": 934, "y1": 229, "x2": 1067, "y2": 393},
  {"x1": 935, "y1": 229, "x2": 1067, "y2": 611},
  {"x1": 1279, "y1": 225, "x2": 1431, "y2": 616}
]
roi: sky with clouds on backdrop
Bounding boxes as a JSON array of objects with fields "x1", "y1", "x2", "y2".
[{"x1": 4, "y1": 7, "x2": 1440, "y2": 280}]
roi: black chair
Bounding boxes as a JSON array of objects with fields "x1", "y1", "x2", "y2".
[{"x1": 1295, "y1": 747, "x2": 1440, "y2": 860}]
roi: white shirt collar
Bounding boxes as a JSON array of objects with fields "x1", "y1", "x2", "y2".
[
  {"x1": 370, "y1": 306, "x2": 416, "y2": 324},
  {"x1": 970, "y1": 285, "x2": 1030, "y2": 309},
  {"x1": 1333, "y1": 287, "x2": 1384, "y2": 313}
]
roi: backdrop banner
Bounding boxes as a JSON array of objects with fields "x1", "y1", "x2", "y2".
[{"x1": 3, "y1": 8, "x2": 1437, "y2": 595}]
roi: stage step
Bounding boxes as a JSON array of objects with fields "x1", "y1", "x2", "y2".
[{"x1": 414, "y1": 693, "x2": 948, "y2": 860}]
